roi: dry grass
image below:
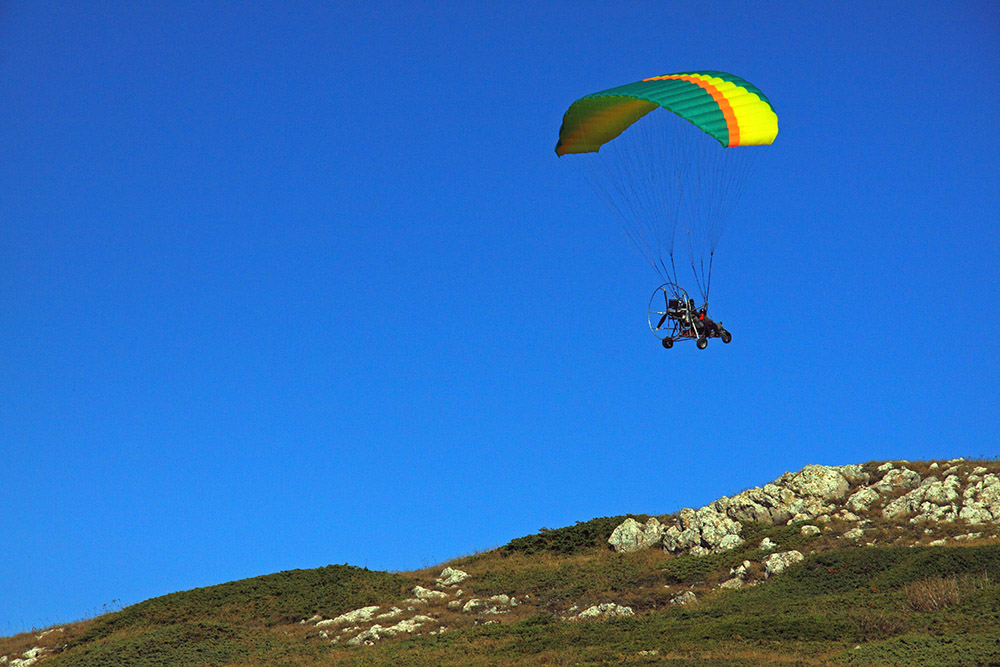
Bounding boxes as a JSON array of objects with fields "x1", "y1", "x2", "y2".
[
  {"x1": 903, "y1": 576, "x2": 960, "y2": 612},
  {"x1": 0, "y1": 618, "x2": 98, "y2": 663}
]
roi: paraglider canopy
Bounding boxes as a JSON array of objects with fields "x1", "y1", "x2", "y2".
[
  {"x1": 555, "y1": 70, "x2": 778, "y2": 309},
  {"x1": 556, "y1": 71, "x2": 778, "y2": 155}
]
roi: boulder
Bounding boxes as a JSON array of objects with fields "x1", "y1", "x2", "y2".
[
  {"x1": 462, "y1": 598, "x2": 488, "y2": 613},
  {"x1": 411, "y1": 586, "x2": 449, "y2": 601},
  {"x1": 711, "y1": 483, "x2": 799, "y2": 524},
  {"x1": 436, "y1": 567, "x2": 469, "y2": 586},
  {"x1": 716, "y1": 534, "x2": 745, "y2": 551},
  {"x1": 346, "y1": 625, "x2": 384, "y2": 646},
  {"x1": 779, "y1": 465, "x2": 851, "y2": 501},
  {"x1": 836, "y1": 464, "x2": 870, "y2": 485},
  {"x1": 843, "y1": 527, "x2": 865, "y2": 540},
  {"x1": 670, "y1": 590, "x2": 697, "y2": 606},
  {"x1": 609, "y1": 517, "x2": 666, "y2": 553},
  {"x1": 575, "y1": 603, "x2": 634, "y2": 620},
  {"x1": 846, "y1": 487, "x2": 880, "y2": 513},
  {"x1": 763, "y1": 550, "x2": 804, "y2": 577},
  {"x1": 874, "y1": 468, "x2": 922, "y2": 493}
]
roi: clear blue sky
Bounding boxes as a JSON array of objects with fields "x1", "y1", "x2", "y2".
[{"x1": 2, "y1": 0, "x2": 998, "y2": 634}]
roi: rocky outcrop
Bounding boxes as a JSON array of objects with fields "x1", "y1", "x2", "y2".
[
  {"x1": 608, "y1": 460, "x2": 1000, "y2": 559},
  {"x1": 3, "y1": 648, "x2": 46, "y2": 667},
  {"x1": 300, "y1": 461, "x2": 997, "y2": 651},
  {"x1": 344, "y1": 615, "x2": 436, "y2": 646},
  {"x1": 661, "y1": 507, "x2": 743, "y2": 554},
  {"x1": 960, "y1": 473, "x2": 1000, "y2": 524},
  {"x1": 316, "y1": 606, "x2": 380, "y2": 626}
]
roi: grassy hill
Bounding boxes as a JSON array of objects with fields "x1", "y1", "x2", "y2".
[{"x1": 4, "y1": 460, "x2": 1000, "y2": 666}]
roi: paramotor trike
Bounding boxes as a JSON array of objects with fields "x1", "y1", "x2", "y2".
[{"x1": 647, "y1": 283, "x2": 732, "y2": 350}]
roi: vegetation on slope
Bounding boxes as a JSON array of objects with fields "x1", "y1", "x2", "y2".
[{"x1": 4, "y1": 460, "x2": 1000, "y2": 666}]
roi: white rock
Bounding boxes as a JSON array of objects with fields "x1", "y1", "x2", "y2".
[
  {"x1": 846, "y1": 487, "x2": 880, "y2": 513},
  {"x1": 875, "y1": 468, "x2": 922, "y2": 493},
  {"x1": 960, "y1": 474, "x2": 1000, "y2": 524},
  {"x1": 883, "y1": 474, "x2": 963, "y2": 522},
  {"x1": 665, "y1": 507, "x2": 742, "y2": 553},
  {"x1": 8, "y1": 649, "x2": 47, "y2": 667},
  {"x1": 800, "y1": 525, "x2": 820, "y2": 536},
  {"x1": 763, "y1": 550, "x2": 804, "y2": 577},
  {"x1": 346, "y1": 625, "x2": 384, "y2": 646},
  {"x1": 436, "y1": 567, "x2": 470, "y2": 586},
  {"x1": 462, "y1": 598, "x2": 488, "y2": 613},
  {"x1": 670, "y1": 590, "x2": 697, "y2": 606},
  {"x1": 716, "y1": 534, "x2": 745, "y2": 551},
  {"x1": 608, "y1": 517, "x2": 666, "y2": 553},
  {"x1": 321, "y1": 605, "x2": 380, "y2": 626},
  {"x1": 759, "y1": 537, "x2": 777, "y2": 551},
  {"x1": 375, "y1": 607, "x2": 403, "y2": 620},
  {"x1": 402, "y1": 598, "x2": 428, "y2": 607},
  {"x1": 843, "y1": 527, "x2": 865, "y2": 540},
  {"x1": 836, "y1": 464, "x2": 870, "y2": 485},
  {"x1": 954, "y1": 532, "x2": 983, "y2": 541},
  {"x1": 382, "y1": 615, "x2": 435, "y2": 636},
  {"x1": 576, "y1": 603, "x2": 634, "y2": 620},
  {"x1": 719, "y1": 577, "x2": 744, "y2": 589},
  {"x1": 710, "y1": 483, "x2": 798, "y2": 524},
  {"x1": 780, "y1": 465, "x2": 851, "y2": 501},
  {"x1": 411, "y1": 586, "x2": 449, "y2": 600}
]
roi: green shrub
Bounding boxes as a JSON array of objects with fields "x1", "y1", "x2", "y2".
[
  {"x1": 70, "y1": 564, "x2": 414, "y2": 645},
  {"x1": 841, "y1": 632, "x2": 1000, "y2": 666},
  {"x1": 501, "y1": 516, "x2": 645, "y2": 556}
]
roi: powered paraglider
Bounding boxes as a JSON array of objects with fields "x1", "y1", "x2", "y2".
[{"x1": 556, "y1": 71, "x2": 778, "y2": 348}]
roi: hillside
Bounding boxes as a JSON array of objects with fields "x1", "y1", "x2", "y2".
[{"x1": 4, "y1": 459, "x2": 1000, "y2": 666}]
